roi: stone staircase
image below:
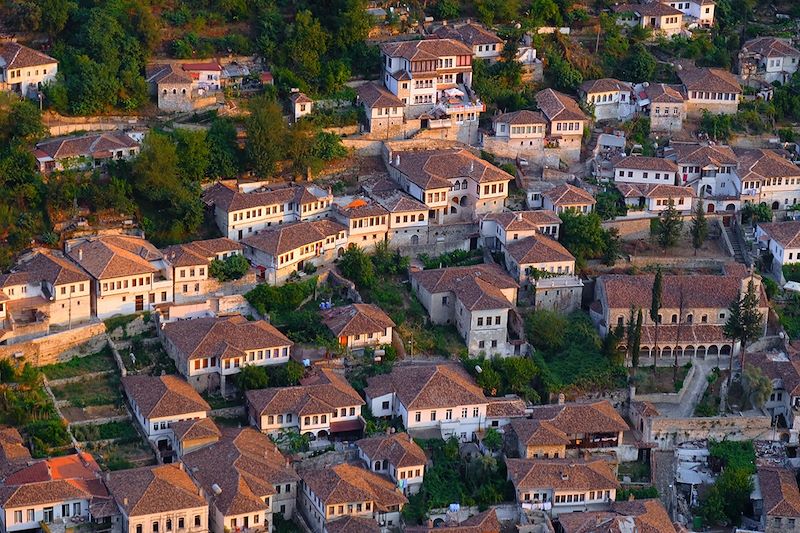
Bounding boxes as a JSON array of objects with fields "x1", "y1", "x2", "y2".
[{"x1": 723, "y1": 225, "x2": 745, "y2": 264}]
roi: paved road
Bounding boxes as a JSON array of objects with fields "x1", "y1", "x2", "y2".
[{"x1": 653, "y1": 359, "x2": 716, "y2": 418}]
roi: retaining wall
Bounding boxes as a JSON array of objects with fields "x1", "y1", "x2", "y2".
[
  {"x1": 632, "y1": 364, "x2": 697, "y2": 404},
  {"x1": 0, "y1": 322, "x2": 107, "y2": 366},
  {"x1": 648, "y1": 413, "x2": 773, "y2": 449}
]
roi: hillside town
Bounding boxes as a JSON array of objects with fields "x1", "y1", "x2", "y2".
[{"x1": 1, "y1": 0, "x2": 800, "y2": 532}]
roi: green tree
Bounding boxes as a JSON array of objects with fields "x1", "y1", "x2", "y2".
[
  {"x1": 525, "y1": 310, "x2": 567, "y2": 352},
  {"x1": 650, "y1": 268, "x2": 663, "y2": 371},
  {"x1": 482, "y1": 427, "x2": 503, "y2": 452},
  {"x1": 741, "y1": 202, "x2": 772, "y2": 224},
  {"x1": 285, "y1": 10, "x2": 328, "y2": 81},
  {"x1": 132, "y1": 132, "x2": 180, "y2": 203},
  {"x1": 547, "y1": 54, "x2": 583, "y2": 92},
  {"x1": 209, "y1": 255, "x2": 250, "y2": 281},
  {"x1": 528, "y1": 0, "x2": 562, "y2": 26},
  {"x1": 434, "y1": 0, "x2": 460, "y2": 19},
  {"x1": 742, "y1": 365, "x2": 772, "y2": 409},
  {"x1": 245, "y1": 96, "x2": 287, "y2": 177},
  {"x1": 173, "y1": 129, "x2": 210, "y2": 183},
  {"x1": 654, "y1": 199, "x2": 683, "y2": 251},
  {"x1": 236, "y1": 365, "x2": 269, "y2": 391},
  {"x1": 207, "y1": 116, "x2": 240, "y2": 178},
  {"x1": 723, "y1": 279, "x2": 764, "y2": 385},
  {"x1": 338, "y1": 244, "x2": 376, "y2": 289},
  {"x1": 690, "y1": 197, "x2": 708, "y2": 255},
  {"x1": 558, "y1": 211, "x2": 607, "y2": 269},
  {"x1": 626, "y1": 306, "x2": 643, "y2": 373},
  {"x1": 621, "y1": 44, "x2": 656, "y2": 82}
]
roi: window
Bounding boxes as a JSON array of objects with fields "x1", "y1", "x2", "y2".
[
  {"x1": 153, "y1": 522, "x2": 159, "y2": 532},
  {"x1": 14, "y1": 511, "x2": 22, "y2": 524},
  {"x1": 27, "y1": 510, "x2": 34, "y2": 522},
  {"x1": 478, "y1": 340, "x2": 485, "y2": 349},
  {"x1": 415, "y1": 412, "x2": 421, "y2": 422},
  {"x1": 137, "y1": 526, "x2": 143, "y2": 533},
  {"x1": 382, "y1": 400, "x2": 390, "y2": 409},
  {"x1": 166, "y1": 519, "x2": 172, "y2": 531},
  {"x1": 178, "y1": 518, "x2": 185, "y2": 530},
  {"x1": 430, "y1": 410, "x2": 437, "y2": 421},
  {"x1": 446, "y1": 409, "x2": 452, "y2": 420},
  {"x1": 194, "y1": 516, "x2": 201, "y2": 528},
  {"x1": 477, "y1": 317, "x2": 483, "y2": 326},
  {"x1": 73, "y1": 503, "x2": 80, "y2": 516},
  {"x1": 462, "y1": 408, "x2": 468, "y2": 418}
]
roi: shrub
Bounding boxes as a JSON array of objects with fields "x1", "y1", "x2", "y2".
[{"x1": 209, "y1": 254, "x2": 250, "y2": 281}]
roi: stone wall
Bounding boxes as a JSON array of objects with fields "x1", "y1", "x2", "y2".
[
  {"x1": 395, "y1": 222, "x2": 476, "y2": 256},
  {"x1": 648, "y1": 413, "x2": 773, "y2": 450},
  {"x1": 481, "y1": 136, "x2": 545, "y2": 161},
  {"x1": 602, "y1": 215, "x2": 656, "y2": 240},
  {"x1": 632, "y1": 364, "x2": 697, "y2": 404},
  {"x1": 341, "y1": 139, "x2": 384, "y2": 156},
  {"x1": 0, "y1": 322, "x2": 107, "y2": 366}
]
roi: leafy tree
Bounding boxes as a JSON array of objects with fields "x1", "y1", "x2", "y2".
[
  {"x1": 602, "y1": 227, "x2": 621, "y2": 266},
  {"x1": 620, "y1": 44, "x2": 656, "y2": 83},
  {"x1": 338, "y1": 244, "x2": 377, "y2": 289},
  {"x1": 690, "y1": 198, "x2": 708, "y2": 255},
  {"x1": 312, "y1": 131, "x2": 348, "y2": 161},
  {"x1": 740, "y1": 202, "x2": 772, "y2": 224},
  {"x1": 434, "y1": 0, "x2": 460, "y2": 19},
  {"x1": 558, "y1": 211, "x2": 607, "y2": 269},
  {"x1": 173, "y1": 129, "x2": 210, "y2": 183},
  {"x1": 626, "y1": 306, "x2": 643, "y2": 373},
  {"x1": 528, "y1": 0, "x2": 562, "y2": 27},
  {"x1": 245, "y1": 96, "x2": 287, "y2": 177},
  {"x1": 236, "y1": 365, "x2": 269, "y2": 391},
  {"x1": 654, "y1": 199, "x2": 683, "y2": 251},
  {"x1": 482, "y1": 427, "x2": 503, "y2": 452},
  {"x1": 286, "y1": 10, "x2": 329, "y2": 82},
  {"x1": 209, "y1": 255, "x2": 250, "y2": 281},
  {"x1": 547, "y1": 54, "x2": 583, "y2": 92},
  {"x1": 701, "y1": 110, "x2": 733, "y2": 141},
  {"x1": 474, "y1": 0, "x2": 520, "y2": 25},
  {"x1": 207, "y1": 116, "x2": 241, "y2": 178},
  {"x1": 650, "y1": 268, "x2": 663, "y2": 370},
  {"x1": 724, "y1": 279, "x2": 764, "y2": 384},
  {"x1": 595, "y1": 189, "x2": 627, "y2": 220},
  {"x1": 712, "y1": 467, "x2": 754, "y2": 525},
  {"x1": 525, "y1": 310, "x2": 567, "y2": 352},
  {"x1": 743, "y1": 365, "x2": 772, "y2": 409}
]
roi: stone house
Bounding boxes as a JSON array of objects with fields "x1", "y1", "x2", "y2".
[
  {"x1": 482, "y1": 109, "x2": 547, "y2": 160},
  {"x1": 754, "y1": 466, "x2": 800, "y2": 533},
  {"x1": 331, "y1": 198, "x2": 390, "y2": 252},
  {"x1": 558, "y1": 500, "x2": 676, "y2": 533},
  {"x1": 168, "y1": 418, "x2": 221, "y2": 458},
  {"x1": 665, "y1": 142, "x2": 739, "y2": 210},
  {"x1": 614, "y1": 3, "x2": 683, "y2": 36},
  {"x1": 747, "y1": 351, "x2": 800, "y2": 445},
  {"x1": 535, "y1": 89, "x2": 590, "y2": 162},
  {"x1": 431, "y1": 22, "x2": 504, "y2": 64},
  {"x1": 65, "y1": 234, "x2": 173, "y2": 319},
  {"x1": 739, "y1": 37, "x2": 800, "y2": 85},
  {"x1": 147, "y1": 64, "x2": 194, "y2": 112},
  {"x1": 181, "y1": 62, "x2": 222, "y2": 92},
  {"x1": 0, "y1": 41, "x2": 58, "y2": 98},
  {"x1": 182, "y1": 428, "x2": 300, "y2": 533},
  {"x1": 356, "y1": 82, "x2": 404, "y2": 135},
  {"x1": 160, "y1": 315, "x2": 293, "y2": 396},
  {"x1": 355, "y1": 433, "x2": 427, "y2": 495},
  {"x1": 542, "y1": 184, "x2": 596, "y2": 214},
  {"x1": 578, "y1": 78, "x2": 635, "y2": 122},
  {"x1": 410, "y1": 264, "x2": 518, "y2": 356},
  {"x1": 644, "y1": 83, "x2": 686, "y2": 132},
  {"x1": 615, "y1": 183, "x2": 695, "y2": 214},
  {"x1": 756, "y1": 221, "x2": 800, "y2": 272},
  {"x1": 161, "y1": 238, "x2": 246, "y2": 304},
  {"x1": 106, "y1": 464, "x2": 209, "y2": 533},
  {"x1": 506, "y1": 458, "x2": 619, "y2": 516},
  {"x1": 480, "y1": 210, "x2": 562, "y2": 251},
  {"x1": 736, "y1": 148, "x2": 800, "y2": 211},
  {"x1": 363, "y1": 179, "x2": 429, "y2": 247},
  {"x1": 364, "y1": 363, "x2": 493, "y2": 442},
  {"x1": 321, "y1": 303, "x2": 395, "y2": 351},
  {"x1": 299, "y1": 463, "x2": 407, "y2": 533},
  {"x1": 678, "y1": 66, "x2": 741, "y2": 117},
  {"x1": 33, "y1": 131, "x2": 141, "y2": 173},
  {"x1": 245, "y1": 368, "x2": 364, "y2": 440}
]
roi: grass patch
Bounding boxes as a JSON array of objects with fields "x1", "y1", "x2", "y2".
[
  {"x1": 123, "y1": 337, "x2": 177, "y2": 375},
  {"x1": 203, "y1": 393, "x2": 241, "y2": 410},
  {"x1": 104, "y1": 313, "x2": 148, "y2": 337},
  {"x1": 633, "y1": 364, "x2": 690, "y2": 394},
  {"x1": 72, "y1": 421, "x2": 139, "y2": 442},
  {"x1": 418, "y1": 249, "x2": 483, "y2": 270},
  {"x1": 41, "y1": 345, "x2": 115, "y2": 380},
  {"x1": 618, "y1": 461, "x2": 651, "y2": 483},
  {"x1": 51, "y1": 373, "x2": 121, "y2": 408}
]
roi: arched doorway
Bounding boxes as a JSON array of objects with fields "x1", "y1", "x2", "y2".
[
  {"x1": 662, "y1": 346, "x2": 672, "y2": 360},
  {"x1": 685, "y1": 345, "x2": 695, "y2": 358},
  {"x1": 707, "y1": 203, "x2": 715, "y2": 213},
  {"x1": 772, "y1": 201, "x2": 780, "y2": 210},
  {"x1": 720, "y1": 345, "x2": 732, "y2": 357},
  {"x1": 726, "y1": 203, "x2": 736, "y2": 211},
  {"x1": 696, "y1": 345, "x2": 706, "y2": 359},
  {"x1": 707, "y1": 345, "x2": 719, "y2": 358},
  {"x1": 460, "y1": 196, "x2": 468, "y2": 207},
  {"x1": 317, "y1": 430, "x2": 329, "y2": 439},
  {"x1": 411, "y1": 234, "x2": 419, "y2": 245},
  {"x1": 337, "y1": 247, "x2": 345, "y2": 257}
]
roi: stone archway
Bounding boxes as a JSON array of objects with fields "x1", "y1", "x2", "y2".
[
  {"x1": 685, "y1": 345, "x2": 695, "y2": 358},
  {"x1": 696, "y1": 345, "x2": 707, "y2": 358},
  {"x1": 773, "y1": 201, "x2": 780, "y2": 210},
  {"x1": 707, "y1": 345, "x2": 719, "y2": 358},
  {"x1": 317, "y1": 430, "x2": 329, "y2": 439},
  {"x1": 411, "y1": 234, "x2": 419, "y2": 245}
]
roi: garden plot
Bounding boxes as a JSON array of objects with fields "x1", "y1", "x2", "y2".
[{"x1": 74, "y1": 421, "x2": 155, "y2": 471}]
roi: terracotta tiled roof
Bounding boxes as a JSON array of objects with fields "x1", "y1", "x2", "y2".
[
  {"x1": 735, "y1": 148, "x2": 800, "y2": 183},
  {"x1": 0, "y1": 42, "x2": 57, "y2": 69},
  {"x1": 202, "y1": 182, "x2": 302, "y2": 212},
  {"x1": 0, "y1": 426, "x2": 31, "y2": 467},
  {"x1": 0, "y1": 250, "x2": 89, "y2": 288},
  {"x1": 333, "y1": 198, "x2": 389, "y2": 219},
  {"x1": 147, "y1": 63, "x2": 192, "y2": 85},
  {"x1": 559, "y1": 499, "x2": 676, "y2": 533},
  {"x1": 486, "y1": 397, "x2": 527, "y2": 418},
  {"x1": 322, "y1": 303, "x2": 395, "y2": 338},
  {"x1": 162, "y1": 315, "x2": 292, "y2": 364},
  {"x1": 121, "y1": 375, "x2": 210, "y2": 419},
  {"x1": 431, "y1": 23, "x2": 502, "y2": 46},
  {"x1": 162, "y1": 238, "x2": 243, "y2": 268},
  {"x1": 182, "y1": 62, "x2": 221, "y2": 72},
  {"x1": 613, "y1": 156, "x2": 679, "y2": 173},
  {"x1": 170, "y1": 417, "x2": 221, "y2": 444},
  {"x1": 301, "y1": 463, "x2": 408, "y2": 510},
  {"x1": 493, "y1": 109, "x2": 547, "y2": 125},
  {"x1": 638, "y1": 324, "x2": 728, "y2": 345},
  {"x1": 405, "y1": 509, "x2": 501, "y2": 533},
  {"x1": 380, "y1": 39, "x2": 472, "y2": 61},
  {"x1": 290, "y1": 92, "x2": 313, "y2": 104},
  {"x1": 364, "y1": 363, "x2": 487, "y2": 411},
  {"x1": 482, "y1": 210, "x2": 561, "y2": 231},
  {"x1": 506, "y1": 233, "x2": 574, "y2": 265},
  {"x1": 742, "y1": 37, "x2": 800, "y2": 59},
  {"x1": 357, "y1": 82, "x2": 404, "y2": 109},
  {"x1": 511, "y1": 418, "x2": 570, "y2": 447},
  {"x1": 580, "y1": 78, "x2": 632, "y2": 95},
  {"x1": 758, "y1": 466, "x2": 800, "y2": 519},
  {"x1": 616, "y1": 183, "x2": 694, "y2": 200},
  {"x1": 325, "y1": 516, "x2": 381, "y2": 533},
  {"x1": 356, "y1": 433, "x2": 427, "y2": 469},
  {"x1": 527, "y1": 400, "x2": 629, "y2": 435},
  {"x1": 66, "y1": 235, "x2": 162, "y2": 279},
  {"x1": 678, "y1": 67, "x2": 741, "y2": 94},
  {"x1": 182, "y1": 427, "x2": 298, "y2": 517},
  {"x1": 390, "y1": 149, "x2": 512, "y2": 191},
  {"x1": 669, "y1": 143, "x2": 737, "y2": 167},
  {"x1": 411, "y1": 263, "x2": 517, "y2": 311},
  {"x1": 241, "y1": 219, "x2": 346, "y2": 257},
  {"x1": 543, "y1": 184, "x2": 596, "y2": 206},
  {"x1": 35, "y1": 132, "x2": 139, "y2": 161},
  {"x1": 368, "y1": 187, "x2": 428, "y2": 213},
  {"x1": 535, "y1": 89, "x2": 589, "y2": 122},
  {"x1": 614, "y1": 2, "x2": 682, "y2": 16},
  {"x1": 107, "y1": 464, "x2": 206, "y2": 517},
  {"x1": 507, "y1": 458, "x2": 619, "y2": 492},
  {"x1": 747, "y1": 352, "x2": 800, "y2": 396},
  {"x1": 246, "y1": 368, "x2": 363, "y2": 417},
  {"x1": 645, "y1": 83, "x2": 685, "y2": 104}
]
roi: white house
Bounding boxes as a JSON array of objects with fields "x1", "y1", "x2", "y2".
[
  {"x1": 740, "y1": 37, "x2": 800, "y2": 85},
  {"x1": 290, "y1": 92, "x2": 313, "y2": 122},
  {"x1": 579, "y1": 79, "x2": 635, "y2": 122},
  {"x1": 613, "y1": 156, "x2": 679, "y2": 186},
  {"x1": 356, "y1": 433, "x2": 427, "y2": 495},
  {"x1": 431, "y1": 23, "x2": 504, "y2": 63},
  {"x1": 616, "y1": 183, "x2": 695, "y2": 214},
  {"x1": 0, "y1": 41, "x2": 58, "y2": 98},
  {"x1": 33, "y1": 131, "x2": 141, "y2": 173},
  {"x1": 364, "y1": 363, "x2": 492, "y2": 442},
  {"x1": 542, "y1": 184, "x2": 596, "y2": 214},
  {"x1": 614, "y1": 3, "x2": 683, "y2": 37},
  {"x1": 363, "y1": 179, "x2": 429, "y2": 247},
  {"x1": 663, "y1": 0, "x2": 715, "y2": 27},
  {"x1": 678, "y1": 66, "x2": 741, "y2": 117},
  {"x1": 356, "y1": 82, "x2": 405, "y2": 134},
  {"x1": 736, "y1": 148, "x2": 800, "y2": 211},
  {"x1": 480, "y1": 210, "x2": 562, "y2": 251},
  {"x1": 321, "y1": 303, "x2": 395, "y2": 351},
  {"x1": 756, "y1": 221, "x2": 800, "y2": 272}
]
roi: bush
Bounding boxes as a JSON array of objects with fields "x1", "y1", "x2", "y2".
[
  {"x1": 784, "y1": 264, "x2": 800, "y2": 283},
  {"x1": 245, "y1": 278, "x2": 317, "y2": 315},
  {"x1": 209, "y1": 254, "x2": 250, "y2": 281}
]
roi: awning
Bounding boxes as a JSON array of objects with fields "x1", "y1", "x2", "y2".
[{"x1": 330, "y1": 419, "x2": 363, "y2": 433}]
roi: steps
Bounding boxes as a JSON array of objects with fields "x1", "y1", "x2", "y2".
[{"x1": 723, "y1": 225, "x2": 745, "y2": 263}]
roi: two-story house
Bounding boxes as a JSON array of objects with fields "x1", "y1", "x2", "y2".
[
  {"x1": 740, "y1": 37, "x2": 800, "y2": 85},
  {"x1": 289, "y1": 92, "x2": 313, "y2": 122},
  {"x1": 662, "y1": 0, "x2": 715, "y2": 27},
  {"x1": 736, "y1": 148, "x2": 800, "y2": 210},
  {"x1": 559, "y1": 499, "x2": 676, "y2": 533},
  {"x1": 356, "y1": 82, "x2": 405, "y2": 134},
  {"x1": 535, "y1": 89, "x2": 590, "y2": 161},
  {"x1": 431, "y1": 23, "x2": 504, "y2": 63},
  {"x1": 161, "y1": 315, "x2": 293, "y2": 396},
  {"x1": 332, "y1": 199, "x2": 390, "y2": 251},
  {"x1": 356, "y1": 433, "x2": 427, "y2": 495},
  {"x1": 65, "y1": 234, "x2": 173, "y2": 319},
  {"x1": 411, "y1": 264, "x2": 518, "y2": 356},
  {"x1": 644, "y1": 83, "x2": 687, "y2": 132},
  {"x1": 379, "y1": 38, "x2": 476, "y2": 119},
  {"x1": 482, "y1": 109, "x2": 548, "y2": 160},
  {"x1": 613, "y1": 156, "x2": 679, "y2": 186},
  {"x1": 106, "y1": 464, "x2": 209, "y2": 533},
  {"x1": 506, "y1": 458, "x2": 619, "y2": 516},
  {"x1": 168, "y1": 418, "x2": 221, "y2": 458},
  {"x1": 182, "y1": 62, "x2": 222, "y2": 92},
  {"x1": 0, "y1": 453, "x2": 112, "y2": 533},
  {"x1": 754, "y1": 466, "x2": 800, "y2": 533},
  {"x1": 756, "y1": 221, "x2": 800, "y2": 272},
  {"x1": 542, "y1": 184, "x2": 596, "y2": 214},
  {"x1": 480, "y1": 210, "x2": 561, "y2": 252},
  {"x1": 299, "y1": 463, "x2": 407, "y2": 533},
  {"x1": 678, "y1": 66, "x2": 741, "y2": 117},
  {"x1": 0, "y1": 249, "x2": 91, "y2": 337},
  {"x1": 241, "y1": 219, "x2": 348, "y2": 285},
  {"x1": 363, "y1": 179, "x2": 429, "y2": 247},
  {"x1": 578, "y1": 79, "x2": 635, "y2": 122},
  {"x1": 504, "y1": 233, "x2": 582, "y2": 313},
  {"x1": 0, "y1": 41, "x2": 58, "y2": 98},
  {"x1": 162, "y1": 238, "x2": 245, "y2": 303},
  {"x1": 321, "y1": 303, "x2": 395, "y2": 351},
  {"x1": 747, "y1": 351, "x2": 800, "y2": 445},
  {"x1": 33, "y1": 131, "x2": 141, "y2": 173},
  {"x1": 592, "y1": 264, "x2": 768, "y2": 366},
  {"x1": 386, "y1": 148, "x2": 511, "y2": 224},
  {"x1": 616, "y1": 183, "x2": 695, "y2": 214},
  {"x1": 364, "y1": 363, "x2": 491, "y2": 441},
  {"x1": 121, "y1": 375, "x2": 211, "y2": 452},
  {"x1": 246, "y1": 368, "x2": 364, "y2": 439},
  {"x1": 665, "y1": 142, "x2": 739, "y2": 208},
  {"x1": 183, "y1": 427, "x2": 300, "y2": 533},
  {"x1": 614, "y1": 3, "x2": 683, "y2": 36}
]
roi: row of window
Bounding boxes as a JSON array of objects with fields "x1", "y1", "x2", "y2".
[
  {"x1": 59, "y1": 283, "x2": 86, "y2": 295},
  {"x1": 327, "y1": 501, "x2": 372, "y2": 517},
  {"x1": 14, "y1": 503, "x2": 80, "y2": 524},
  {"x1": 413, "y1": 94, "x2": 434, "y2": 104},
  {"x1": 351, "y1": 216, "x2": 387, "y2": 229},
  {"x1": 178, "y1": 267, "x2": 206, "y2": 279},
  {"x1": 395, "y1": 213, "x2": 424, "y2": 224},
  {"x1": 553, "y1": 490, "x2": 610, "y2": 503},
  {"x1": 688, "y1": 91, "x2": 737, "y2": 101},
  {"x1": 511, "y1": 125, "x2": 544, "y2": 135},
  {"x1": 413, "y1": 407, "x2": 480, "y2": 422},
  {"x1": 414, "y1": 79, "x2": 434, "y2": 89},
  {"x1": 6, "y1": 68, "x2": 48, "y2": 79},
  {"x1": 477, "y1": 44, "x2": 498, "y2": 53},
  {"x1": 375, "y1": 106, "x2": 400, "y2": 116},
  {"x1": 102, "y1": 277, "x2": 152, "y2": 292},
  {"x1": 589, "y1": 92, "x2": 627, "y2": 103},
  {"x1": 476, "y1": 315, "x2": 502, "y2": 327},
  {"x1": 133, "y1": 515, "x2": 201, "y2": 533},
  {"x1": 267, "y1": 413, "x2": 293, "y2": 425},
  {"x1": 655, "y1": 197, "x2": 686, "y2": 206},
  {"x1": 618, "y1": 170, "x2": 674, "y2": 181},
  {"x1": 477, "y1": 339, "x2": 499, "y2": 350},
  {"x1": 653, "y1": 106, "x2": 681, "y2": 117},
  {"x1": 554, "y1": 121, "x2": 582, "y2": 132},
  {"x1": 352, "y1": 329, "x2": 388, "y2": 341},
  {"x1": 661, "y1": 16, "x2": 680, "y2": 25},
  {"x1": 427, "y1": 191, "x2": 447, "y2": 203},
  {"x1": 482, "y1": 183, "x2": 505, "y2": 196},
  {"x1": 233, "y1": 204, "x2": 285, "y2": 222},
  {"x1": 616, "y1": 312, "x2": 722, "y2": 326}
]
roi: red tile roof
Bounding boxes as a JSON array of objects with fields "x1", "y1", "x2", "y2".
[
  {"x1": 246, "y1": 368, "x2": 363, "y2": 417},
  {"x1": 742, "y1": 37, "x2": 800, "y2": 59},
  {"x1": 535, "y1": 89, "x2": 589, "y2": 122},
  {"x1": 356, "y1": 432, "x2": 427, "y2": 469},
  {"x1": 0, "y1": 250, "x2": 89, "y2": 288},
  {"x1": 411, "y1": 263, "x2": 517, "y2": 311},
  {"x1": 0, "y1": 42, "x2": 57, "y2": 69},
  {"x1": 526, "y1": 400, "x2": 629, "y2": 436},
  {"x1": 543, "y1": 184, "x2": 596, "y2": 206},
  {"x1": 613, "y1": 156, "x2": 679, "y2": 173},
  {"x1": 678, "y1": 67, "x2": 741, "y2": 94},
  {"x1": 365, "y1": 363, "x2": 487, "y2": 411},
  {"x1": 482, "y1": 210, "x2": 561, "y2": 231},
  {"x1": 580, "y1": 78, "x2": 632, "y2": 95},
  {"x1": 507, "y1": 458, "x2": 619, "y2": 492},
  {"x1": 107, "y1": 464, "x2": 206, "y2": 517},
  {"x1": 121, "y1": 375, "x2": 210, "y2": 419},
  {"x1": 301, "y1": 463, "x2": 408, "y2": 510},
  {"x1": 391, "y1": 149, "x2": 512, "y2": 191},
  {"x1": 66, "y1": 235, "x2": 162, "y2": 279},
  {"x1": 406, "y1": 509, "x2": 501, "y2": 533},
  {"x1": 559, "y1": 499, "x2": 676, "y2": 533},
  {"x1": 758, "y1": 466, "x2": 800, "y2": 519},
  {"x1": 380, "y1": 39, "x2": 472, "y2": 61},
  {"x1": 357, "y1": 82, "x2": 405, "y2": 109},
  {"x1": 322, "y1": 303, "x2": 395, "y2": 338},
  {"x1": 758, "y1": 221, "x2": 800, "y2": 249},
  {"x1": 506, "y1": 233, "x2": 574, "y2": 265},
  {"x1": 431, "y1": 23, "x2": 503, "y2": 46}
]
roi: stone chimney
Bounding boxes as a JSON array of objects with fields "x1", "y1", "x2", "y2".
[
  {"x1": 395, "y1": 154, "x2": 400, "y2": 166},
  {"x1": 78, "y1": 249, "x2": 83, "y2": 262},
  {"x1": 515, "y1": 212, "x2": 523, "y2": 222},
  {"x1": 557, "y1": 393, "x2": 565, "y2": 405}
]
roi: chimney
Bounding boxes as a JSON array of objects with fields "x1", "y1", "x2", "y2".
[
  {"x1": 178, "y1": 462, "x2": 184, "y2": 471},
  {"x1": 469, "y1": 160, "x2": 475, "y2": 173},
  {"x1": 557, "y1": 393, "x2": 565, "y2": 405},
  {"x1": 123, "y1": 497, "x2": 128, "y2": 506},
  {"x1": 78, "y1": 249, "x2": 83, "y2": 262},
  {"x1": 395, "y1": 154, "x2": 400, "y2": 166},
  {"x1": 515, "y1": 213, "x2": 522, "y2": 222}
]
